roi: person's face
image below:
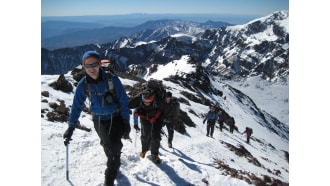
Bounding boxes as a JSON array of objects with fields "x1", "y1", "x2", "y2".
[
  {"x1": 211, "y1": 107, "x2": 215, "y2": 111},
  {"x1": 83, "y1": 57, "x2": 100, "y2": 80},
  {"x1": 165, "y1": 97, "x2": 171, "y2": 103},
  {"x1": 143, "y1": 99, "x2": 152, "y2": 106}
]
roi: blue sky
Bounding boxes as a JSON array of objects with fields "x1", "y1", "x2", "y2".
[{"x1": 41, "y1": 0, "x2": 288, "y2": 17}]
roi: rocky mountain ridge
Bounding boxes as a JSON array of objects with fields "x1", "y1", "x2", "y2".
[{"x1": 42, "y1": 10, "x2": 288, "y2": 83}]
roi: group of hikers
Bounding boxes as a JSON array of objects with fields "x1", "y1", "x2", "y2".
[
  {"x1": 203, "y1": 104, "x2": 253, "y2": 142},
  {"x1": 62, "y1": 51, "x2": 253, "y2": 186},
  {"x1": 63, "y1": 51, "x2": 180, "y2": 186}
]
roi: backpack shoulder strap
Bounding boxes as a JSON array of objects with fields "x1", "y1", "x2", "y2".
[
  {"x1": 106, "y1": 71, "x2": 115, "y2": 94},
  {"x1": 84, "y1": 71, "x2": 115, "y2": 102},
  {"x1": 84, "y1": 78, "x2": 91, "y2": 101}
]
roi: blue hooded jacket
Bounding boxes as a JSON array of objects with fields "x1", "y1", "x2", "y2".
[{"x1": 68, "y1": 69, "x2": 129, "y2": 127}]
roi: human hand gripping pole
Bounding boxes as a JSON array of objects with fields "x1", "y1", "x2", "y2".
[
  {"x1": 63, "y1": 123, "x2": 91, "y2": 182},
  {"x1": 63, "y1": 126, "x2": 75, "y2": 146},
  {"x1": 63, "y1": 124, "x2": 92, "y2": 146}
]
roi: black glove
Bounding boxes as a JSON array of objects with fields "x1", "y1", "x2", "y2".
[
  {"x1": 122, "y1": 119, "x2": 131, "y2": 139},
  {"x1": 63, "y1": 126, "x2": 75, "y2": 146},
  {"x1": 134, "y1": 124, "x2": 140, "y2": 131}
]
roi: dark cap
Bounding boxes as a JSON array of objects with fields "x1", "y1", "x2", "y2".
[{"x1": 165, "y1": 91, "x2": 172, "y2": 98}]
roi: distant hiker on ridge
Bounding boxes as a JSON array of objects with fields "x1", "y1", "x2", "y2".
[
  {"x1": 242, "y1": 127, "x2": 253, "y2": 144},
  {"x1": 203, "y1": 104, "x2": 218, "y2": 138},
  {"x1": 226, "y1": 116, "x2": 236, "y2": 134},
  {"x1": 217, "y1": 110, "x2": 228, "y2": 132},
  {"x1": 63, "y1": 51, "x2": 131, "y2": 186}
]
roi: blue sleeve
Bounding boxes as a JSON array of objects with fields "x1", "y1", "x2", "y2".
[
  {"x1": 133, "y1": 109, "x2": 139, "y2": 125},
  {"x1": 68, "y1": 78, "x2": 87, "y2": 127},
  {"x1": 113, "y1": 75, "x2": 130, "y2": 121}
]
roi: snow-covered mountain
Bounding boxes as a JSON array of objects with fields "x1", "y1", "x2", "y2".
[
  {"x1": 130, "y1": 19, "x2": 232, "y2": 43},
  {"x1": 41, "y1": 55, "x2": 288, "y2": 185},
  {"x1": 202, "y1": 10, "x2": 288, "y2": 81},
  {"x1": 41, "y1": 10, "x2": 288, "y2": 81}
]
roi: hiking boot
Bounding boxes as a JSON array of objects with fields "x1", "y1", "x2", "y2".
[
  {"x1": 168, "y1": 142, "x2": 172, "y2": 148},
  {"x1": 139, "y1": 151, "x2": 147, "y2": 158},
  {"x1": 206, "y1": 134, "x2": 209, "y2": 137},
  {"x1": 151, "y1": 154, "x2": 162, "y2": 164}
]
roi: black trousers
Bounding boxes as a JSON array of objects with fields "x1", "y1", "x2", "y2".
[
  {"x1": 93, "y1": 116, "x2": 124, "y2": 180},
  {"x1": 219, "y1": 121, "x2": 224, "y2": 131},
  {"x1": 246, "y1": 136, "x2": 250, "y2": 144},
  {"x1": 165, "y1": 122, "x2": 174, "y2": 143},
  {"x1": 229, "y1": 124, "x2": 234, "y2": 133},
  {"x1": 140, "y1": 119, "x2": 162, "y2": 155},
  {"x1": 206, "y1": 120, "x2": 216, "y2": 136}
]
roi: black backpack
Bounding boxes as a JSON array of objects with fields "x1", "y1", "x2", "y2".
[
  {"x1": 143, "y1": 79, "x2": 166, "y2": 102},
  {"x1": 129, "y1": 79, "x2": 167, "y2": 110},
  {"x1": 101, "y1": 58, "x2": 117, "y2": 74},
  {"x1": 171, "y1": 97, "x2": 180, "y2": 110}
]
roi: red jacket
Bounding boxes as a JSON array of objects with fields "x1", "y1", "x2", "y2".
[{"x1": 243, "y1": 127, "x2": 253, "y2": 136}]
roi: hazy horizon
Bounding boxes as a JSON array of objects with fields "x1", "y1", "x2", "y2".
[
  {"x1": 41, "y1": 0, "x2": 288, "y2": 17},
  {"x1": 41, "y1": 12, "x2": 268, "y2": 25}
]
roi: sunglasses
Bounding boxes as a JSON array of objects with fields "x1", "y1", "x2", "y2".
[{"x1": 84, "y1": 61, "x2": 99, "y2": 68}]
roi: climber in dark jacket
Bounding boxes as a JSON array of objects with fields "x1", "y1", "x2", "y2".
[
  {"x1": 203, "y1": 104, "x2": 218, "y2": 137},
  {"x1": 160, "y1": 91, "x2": 179, "y2": 148},
  {"x1": 63, "y1": 51, "x2": 131, "y2": 186},
  {"x1": 217, "y1": 110, "x2": 227, "y2": 132},
  {"x1": 227, "y1": 117, "x2": 236, "y2": 134},
  {"x1": 133, "y1": 89, "x2": 163, "y2": 164}
]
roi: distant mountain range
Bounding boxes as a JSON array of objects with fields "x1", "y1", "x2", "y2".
[
  {"x1": 41, "y1": 13, "x2": 259, "y2": 27},
  {"x1": 42, "y1": 19, "x2": 232, "y2": 50},
  {"x1": 41, "y1": 10, "x2": 288, "y2": 83}
]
